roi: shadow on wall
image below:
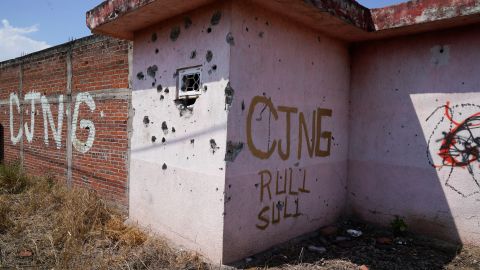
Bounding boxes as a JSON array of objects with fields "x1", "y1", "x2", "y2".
[{"x1": 348, "y1": 24, "x2": 480, "y2": 268}]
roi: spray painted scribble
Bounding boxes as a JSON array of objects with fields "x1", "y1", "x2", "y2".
[
  {"x1": 255, "y1": 167, "x2": 310, "y2": 230},
  {"x1": 426, "y1": 101, "x2": 480, "y2": 197},
  {"x1": 9, "y1": 91, "x2": 97, "y2": 154}
]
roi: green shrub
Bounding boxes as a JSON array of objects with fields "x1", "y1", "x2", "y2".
[
  {"x1": 0, "y1": 162, "x2": 30, "y2": 194},
  {"x1": 391, "y1": 215, "x2": 408, "y2": 236}
]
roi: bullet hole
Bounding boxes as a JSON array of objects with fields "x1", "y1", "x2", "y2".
[
  {"x1": 276, "y1": 201, "x2": 284, "y2": 211},
  {"x1": 160, "y1": 95, "x2": 164, "y2": 100},
  {"x1": 155, "y1": 48, "x2": 159, "y2": 54},
  {"x1": 172, "y1": 127, "x2": 176, "y2": 133},
  {"x1": 184, "y1": 17, "x2": 192, "y2": 29},
  {"x1": 225, "y1": 82, "x2": 234, "y2": 109},
  {"x1": 207, "y1": 27, "x2": 212, "y2": 33},
  {"x1": 246, "y1": 27, "x2": 249, "y2": 32},
  {"x1": 210, "y1": 139, "x2": 219, "y2": 154},
  {"x1": 136, "y1": 72, "x2": 145, "y2": 80},
  {"x1": 170, "y1": 26, "x2": 181, "y2": 41},
  {"x1": 226, "y1": 32, "x2": 235, "y2": 45},
  {"x1": 203, "y1": 85, "x2": 208, "y2": 92},
  {"x1": 162, "y1": 163, "x2": 167, "y2": 170},
  {"x1": 85, "y1": 126, "x2": 90, "y2": 130},
  {"x1": 143, "y1": 116, "x2": 150, "y2": 126},
  {"x1": 190, "y1": 50, "x2": 197, "y2": 59},
  {"x1": 462, "y1": 82, "x2": 465, "y2": 85},
  {"x1": 151, "y1": 136, "x2": 157, "y2": 143},
  {"x1": 174, "y1": 99, "x2": 195, "y2": 117},
  {"x1": 157, "y1": 84, "x2": 163, "y2": 92},
  {"x1": 258, "y1": 32, "x2": 264, "y2": 38},
  {"x1": 161, "y1": 121, "x2": 168, "y2": 133},
  {"x1": 212, "y1": 65, "x2": 217, "y2": 71},
  {"x1": 190, "y1": 139, "x2": 195, "y2": 144},
  {"x1": 162, "y1": 137, "x2": 166, "y2": 143},
  {"x1": 211, "y1": 11, "x2": 222, "y2": 25},
  {"x1": 164, "y1": 88, "x2": 170, "y2": 94},
  {"x1": 440, "y1": 47, "x2": 444, "y2": 53},
  {"x1": 294, "y1": 162, "x2": 299, "y2": 167},
  {"x1": 266, "y1": 21, "x2": 270, "y2": 26},
  {"x1": 147, "y1": 65, "x2": 158, "y2": 78},
  {"x1": 255, "y1": 183, "x2": 259, "y2": 188},
  {"x1": 225, "y1": 141, "x2": 244, "y2": 162},
  {"x1": 241, "y1": 100, "x2": 245, "y2": 111},
  {"x1": 395, "y1": 88, "x2": 399, "y2": 92},
  {"x1": 206, "y1": 50, "x2": 213, "y2": 62},
  {"x1": 332, "y1": 136, "x2": 335, "y2": 141},
  {"x1": 152, "y1": 81, "x2": 156, "y2": 87},
  {"x1": 151, "y1": 32, "x2": 157, "y2": 42}
]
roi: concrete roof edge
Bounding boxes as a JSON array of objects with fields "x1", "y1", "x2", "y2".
[
  {"x1": 371, "y1": 0, "x2": 480, "y2": 31},
  {"x1": 86, "y1": 0, "x2": 480, "y2": 41}
]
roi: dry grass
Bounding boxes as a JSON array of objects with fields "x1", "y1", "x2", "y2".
[{"x1": 0, "y1": 162, "x2": 208, "y2": 270}]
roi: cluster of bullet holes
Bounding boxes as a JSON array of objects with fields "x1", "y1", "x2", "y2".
[
  {"x1": 205, "y1": 10, "x2": 222, "y2": 34},
  {"x1": 224, "y1": 82, "x2": 234, "y2": 110},
  {"x1": 225, "y1": 141, "x2": 244, "y2": 162},
  {"x1": 210, "y1": 139, "x2": 219, "y2": 154},
  {"x1": 143, "y1": 116, "x2": 150, "y2": 127},
  {"x1": 157, "y1": 84, "x2": 170, "y2": 101},
  {"x1": 170, "y1": 26, "x2": 181, "y2": 42}
]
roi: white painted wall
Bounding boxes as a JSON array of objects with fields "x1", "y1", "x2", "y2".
[{"x1": 129, "y1": 2, "x2": 231, "y2": 262}]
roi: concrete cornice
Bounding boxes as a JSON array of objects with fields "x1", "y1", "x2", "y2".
[{"x1": 86, "y1": 0, "x2": 480, "y2": 41}]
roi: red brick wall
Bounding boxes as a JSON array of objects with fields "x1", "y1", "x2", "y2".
[{"x1": 0, "y1": 35, "x2": 131, "y2": 209}]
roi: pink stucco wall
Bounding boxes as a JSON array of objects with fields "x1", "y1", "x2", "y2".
[
  {"x1": 117, "y1": 0, "x2": 480, "y2": 263},
  {"x1": 129, "y1": 2, "x2": 231, "y2": 262},
  {"x1": 223, "y1": 1, "x2": 351, "y2": 262},
  {"x1": 349, "y1": 24, "x2": 480, "y2": 245}
]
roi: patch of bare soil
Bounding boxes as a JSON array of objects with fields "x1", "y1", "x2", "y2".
[{"x1": 232, "y1": 220, "x2": 480, "y2": 270}]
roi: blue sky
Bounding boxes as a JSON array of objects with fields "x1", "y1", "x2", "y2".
[{"x1": 0, "y1": 0, "x2": 404, "y2": 61}]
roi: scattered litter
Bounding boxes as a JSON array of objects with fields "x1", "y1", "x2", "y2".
[
  {"x1": 347, "y1": 229, "x2": 363, "y2": 238},
  {"x1": 395, "y1": 238, "x2": 408, "y2": 245}
]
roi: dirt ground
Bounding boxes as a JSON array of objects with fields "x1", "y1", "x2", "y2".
[{"x1": 230, "y1": 220, "x2": 480, "y2": 270}]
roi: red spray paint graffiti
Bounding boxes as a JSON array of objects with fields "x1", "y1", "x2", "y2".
[{"x1": 427, "y1": 102, "x2": 480, "y2": 197}]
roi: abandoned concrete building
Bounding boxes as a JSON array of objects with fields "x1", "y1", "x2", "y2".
[{"x1": 0, "y1": 0, "x2": 480, "y2": 264}]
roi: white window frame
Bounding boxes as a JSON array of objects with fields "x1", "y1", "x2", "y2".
[{"x1": 177, "y1": 66, "x2": 202, "y2": 99}]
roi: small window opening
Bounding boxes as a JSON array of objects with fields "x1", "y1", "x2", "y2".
[{"x1": 177, "y1": 66, "x2": 202, "y2": 99}]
